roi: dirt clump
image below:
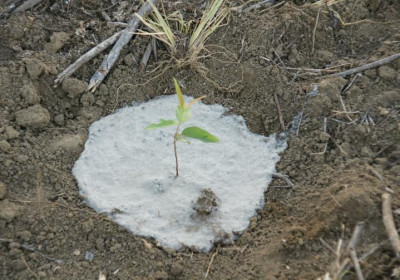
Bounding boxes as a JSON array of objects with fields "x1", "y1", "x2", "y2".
[
  {"x1": 14, "y1": 104, "x2": 51, "y2": 130},
  {"x1": 192, "y1": 188, "x2": 219, "y2": 216}
]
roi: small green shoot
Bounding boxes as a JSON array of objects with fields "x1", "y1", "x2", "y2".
[{"x1": 146, "y1": 78, "x2": 219, "y2": 177}]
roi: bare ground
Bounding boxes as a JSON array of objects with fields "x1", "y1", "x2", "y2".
[{"x1": 0, "y1": 0, "x2": 400, "y2": 279}]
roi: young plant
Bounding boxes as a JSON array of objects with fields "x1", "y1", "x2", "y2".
[{"x1": 145, "y1": 78, "x2": 219, "y2": 177}]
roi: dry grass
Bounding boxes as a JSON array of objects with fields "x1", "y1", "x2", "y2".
[{"x1": 136, "y1": 0, "x2": 230, "y2": 72}]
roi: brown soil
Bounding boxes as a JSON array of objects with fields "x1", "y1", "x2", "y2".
[{"x1": 1, "y1": 0, "x2": 400, "y2": 279}]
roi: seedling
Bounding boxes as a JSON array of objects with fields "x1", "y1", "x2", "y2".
[{"x1": 145, "y1": 78, "x2": 219, "y2": 177}]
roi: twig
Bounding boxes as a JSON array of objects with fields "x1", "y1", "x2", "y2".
[
  {"x1": 341, "y1": 73, "x2": 361, "y2": 94},
  {"x1": 382, "y1": 193, "x2": 400, "y2": 259},
  {"x1": 337, "y1": 92, "x2": 354, "y2": 122},
  {"x1": 107, "y1": 22, "x2": 129, "y2": 27},
  {"x1": 349, "y1": 250, "x2": 364, "y2": 280},
  {"x1": 0, "y1": 238, "x2": 63, "y2": 264},
  {"x1": 272, "y1": 172, "x2": 294, "y2": 188},
  {"x1": 0, "y1": 0, "x2": 21, "y2": 18},
  {"x1": 152, "y1": 38, "x2": 158, "y2": 62},
  {"x1": 282, "y1": 63, "x2": 350, "y2": 74},
  {"x1": 324, "y1": 53, "x2": 400, "y2": 78},
  {"x1": 54, "y1": 31, "x2": 122, "y2": 85},
  {"x1": 20, "y1": 252, "x2": 39, "y2": 279},
  {"x1": 205, "y1": 248, "x2": 219, "y2": 278},
  {"x1": 273, "y1": 92, "x2": 285, "y2": 131},
  {"x1": 240, "y1": 0, "x2": 275, "y2": 12},
  {"x1": 140, "y1": 40, "x2": 153, "y2": 70},
  {"x1": 312, "y1": 8, "x2": 321, "y2": 54},
  {"x1": 347, "y1": 222, "x2": 365, "y2": 280},
  {"x1": 13, "y1": 0, "x2": 42, "y2": 13},
  {"x1": 319, "y1": 238, "x2": 337, "y2": 255},
  {"x1": 87, "y1": 0, "x2": 159, "y2": 92}
]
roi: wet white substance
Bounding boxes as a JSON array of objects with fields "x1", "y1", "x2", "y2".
[{"x1": 73, "y1": 95, "x2": 286, "y2": 252}]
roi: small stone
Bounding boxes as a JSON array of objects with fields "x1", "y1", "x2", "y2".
[
  {"x1": 82, "y1": 219, "x2": 94, "y2": 233},
  {"x1": 17, "y1": 230, "x2": 32, "y2": 242},
  {"x1": 84, "y1": 250, "x2": 95, "y2": 262},
  {"x1": 0, "y1": 199, "x2": 21, "y2": 222},
  {"x1": 15, "y1": 105, "x2": 50, "y2": 130},
  {"x1": 318, "y1": 77, "x2": 347, "y2": 101},
  {"x1": 10, "y1": 259, "x2": 27, "y2": 272},
  {"x1": 98, "y1": 84, "x2": 109, "y2": 96},
  {"x1": 38, "y1": 271, "x2": 47, "y2": 278},
  {"x1": 124, "y1": 54, "x2": 136, "y2": 66},
  {"x1": 44, "y1": 32, "x2": 70, "y2": 54},
  {"x1": 17, "y1": 155, "x2": 29, "y2": 162},
  {"x1": 80, "y1": 261, "x2": 90, "y2": 268},
  {"x1": 5, "y1": 126, "x2": 20, "y2": 140},
  {"x1": 24, "y1": 58, "x2": 44, "y2": 79},
  {"x1": 110, "y1": 243, "x2": 122, "y2": 252},
  {"x1": 54, "y1": 114, "x2": 65, "y2": 126},
  {"x1": 360, "y1": 147, "x2": 373, "y2": 158},
  {"x1": 319, "y1": 132, "x2": 330, "y2": 142},
  {"x1": 378, "y1": 107, "x2": 389, "y2": 116},
  {"x1": 95, "y1": 100, "x2": 105, "y2": 107},
  {"x1": 73, "y1": 249, "x2": 81, "y2": 256},
  {"x1": 170, "y1": 263, "x2": 183, "y2": 277},
  {"x1": 0, "y1": 182, "x2": 7, "y2": 199},
  {"x1": 212, "y1": 230, "x2": 231, "y2": 245},
  {"x1": 192, "y1": 188, "x2": 219, "y2": 216},
  {"x1": 20, "y1": 84, "x2": 41, "y2": 105},
  {"x1": 0, "y1": 140, "x2": 11, "y2": 152},
  {"x1": 250, "y1": 217, "x2": 257, "y2": 230},
  {"x1": 62, "y1": 78, "x2": 88, "y2": 98},
  {"x1": 154, "y1": 271, "x2": 169, "y2": 280},
  {"x1": 364, "y1": 69, "x2": 377, "y2": 78},
  {"x1": 353, "y1": 125, "x2": 367, "y2": 138},
  {"x1": 378, "y1": 66, "x2": 397, "y2": 80},
  {"x1": 9, "y1": 248, "x2": 22, "y2": 258},
  {"x1": 95, "y1": 238, "x2": 104, "y2": 250},
  {"x1": 50, "y1": 135, "x2": 83, "y2": 154},
  {"x1": 80, "y1": 92, "x2": 95, "y2": 107}
]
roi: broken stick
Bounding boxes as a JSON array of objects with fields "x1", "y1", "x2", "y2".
[
  {"x1": 382, "y1": 193, "x2": 400, "y2": 259},
  {"x1": 87, "y1": 0, "x2": 159, "y2": 92},
  {"x1": 273, "y1": 92, "x2": 285, "y2": 131},
  {"x1": 347, "y1": 222, "x2": 365, "y2": 280},
  {"x1": 54, "y1": 31, "x2": 122, "y2": 85},
  {"x1": 324, "y1": 53, "x2": 400, "y2": 78}
]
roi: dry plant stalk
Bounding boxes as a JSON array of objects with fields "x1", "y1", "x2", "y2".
[
  {"x1": 136, "y1": 0, "x2": 229, "y2": 70},
  {"x1": 325, "y1": 53, "x2": 400, "y2": 78},
  {"x1": 87, "y1": 0, "x2": 159, "y2": 92},
  {"x1": 320, "y1": 222, "x2": 366, "y2": 280},
  {"x1": 382, "y1": 193, "x2": 400, "y2": 259}
]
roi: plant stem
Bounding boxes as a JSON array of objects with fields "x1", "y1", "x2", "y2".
[{"x1": 173, "y1": 123, "x2": 181, "y2": 177}]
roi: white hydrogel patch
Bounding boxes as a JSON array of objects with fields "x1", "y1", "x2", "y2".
[{"x1": 73, "y1": 95, "x2": 286, "y2": 252}]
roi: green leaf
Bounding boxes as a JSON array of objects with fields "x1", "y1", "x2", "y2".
[
  {"x1": 176, "y1": 106, "x2": 192, "y2": 123},
  {"x1": 173, "y1": 78, "x2": 185, "y2": 110},
  {"x1": 181, "y1": 126, "x2": 219, "y2": 143},
  {"x1": 145, "y1": 119, "x2": 177, "y2": 130}
]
